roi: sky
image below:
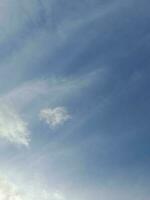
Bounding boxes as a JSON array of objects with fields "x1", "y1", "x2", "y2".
[{"x1": 0, "y1": 0, "x2": 150, "y2": 199}]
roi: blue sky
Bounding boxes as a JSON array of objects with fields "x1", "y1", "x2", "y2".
[{"x1": 0, "y1": 0, "x2": 150, "y2": 199}]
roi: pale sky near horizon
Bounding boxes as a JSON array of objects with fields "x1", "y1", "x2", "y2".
[{"x1": 0, "y1": 0, "x2": 150, "y2": 199}]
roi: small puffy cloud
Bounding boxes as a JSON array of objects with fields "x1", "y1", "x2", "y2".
[
  {"x1": 0, "y1": 103, "x2": 30, "y2": 146},
  {"x1": 40, "y1": 107, "x2": 71, "y2": 128}
]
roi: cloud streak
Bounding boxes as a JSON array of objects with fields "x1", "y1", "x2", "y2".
[
  {"x1": 2, "y1": 80, "x2": 49, "y2": 110},
  {"x1": 1, "y1": 69, "x2": 101, "y2": 111}
]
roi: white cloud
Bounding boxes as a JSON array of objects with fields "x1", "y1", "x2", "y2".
[
  {"x1": 40, "y1": 107, "x2": 71, "y2": 128},
  {"x1": 0, "y1": 103, "x2": 30, "y2": 146},
  {"x1": 0, "y1": 176, "x2": 24, "y2": 200},
  {"x1": 0, "y1": 175, "x2": 66, "y2": 200}
]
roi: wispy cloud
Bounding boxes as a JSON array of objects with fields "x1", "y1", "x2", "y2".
[
  {"x1": 2, "y1": 80, "x2": 49, "y2": 110},
  {"x1": 0, "y1": 103, "x2": 29, "y2": 146},
  {"x1": 40, "y1": 107, "x2": 71, "y2": 128},
  {"x1": 1, "y1": 69, "x2": 101, "y2": 110}
]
